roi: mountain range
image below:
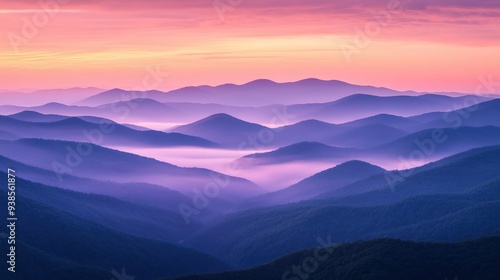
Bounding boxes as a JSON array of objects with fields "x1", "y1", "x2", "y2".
[
  {"x1": 0, "y1": 172, "x2": 229, "y2": 280},
  {"x1": 1, "y1": 78, "x2": 499, "y2": 280},
  {"x1": 184, "y1": 147, "x2": 500, "y2": 267}
]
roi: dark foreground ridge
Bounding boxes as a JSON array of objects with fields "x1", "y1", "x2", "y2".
[{"x1": 163, "y1": 236, "x2": 500, "y2": 280}]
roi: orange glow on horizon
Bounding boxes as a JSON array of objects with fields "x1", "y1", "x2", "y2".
[{"x1": 0, "y1": 0, "x2": 499, "y2": 92}]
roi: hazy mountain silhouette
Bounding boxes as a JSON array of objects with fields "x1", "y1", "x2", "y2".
[
  {"x1": 186, "y1": 184, "x2": 500, "y2": 267},
  {"x1": 0, "y1": 87, "x2": 104, "y2": 106},
  {"x1": 78, "y1": 88, "x2": 166, "y2": 106},
  {"x1": 412, "y1": 98, "x2": 500, "y2": 129},
  {"x1": 81, "y1": 78, "x2": 409, "y2": 107},
  {"x1": 0, "y1": 154, "x2": 231, "y2": 221},
  {"x1": 344, "y1": 113, "x2": 422, "y2": 130},
  {"x1": 171, "y1": 113, "x2": 270, "y2": 148},
  {"x1": 240, "y1": 161, "x2": 385, "y2": 209},
  {"x1": 2, "y1": 80, "x2": 498, "y2": 280},
  {"x1": 12, "y1": 174, "x2": 200, "y2": 243},
  {"x1": 184, "y1": 147, "x2": 500, "y2": 267},
  {"x1": 97, "y1": 98, "x2": 187, "y2": 120},
  {"x1": 0, "y1": 115, "x2": 218, "y2": 148},
  {"x1": 237, "y1": 142, "x2": 358, "y2": 166},
  {"x1": 0, "y1": 129, "x2": 19, "y2": 140},
  {"x1": 77, "y1": 79, "x2": 482, "y2": 108},
  {"x1": 8, "y1": 110, "x2": 151, "y2": 130},
  {"x1": 286, "y1": 94, "x2": 487, "y2": 123},
  {"x1": 326, "y1": 124, "x2": 408, "y2": 148},
  {"x1": 0, "y1": 173, "x2": 229, "y2": 280},
  {"x1": 8, "y1": 110, "x2": 69, "y2": 122},
  {"x1": 320, "y1": 146, "x2": 500, "y2": 206},
  {"x1": 374, "y1": 126, "x2": 500, "y2": 158},
  {"x1": 0, "y1": 138, "x2": 263, "y2": 201},
  {"x1": 270, "y1": 119, "x2": 348, "y2": 146}
]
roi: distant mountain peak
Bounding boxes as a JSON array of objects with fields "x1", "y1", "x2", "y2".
[
  {"x1": 204, "y1": 112, "x2": 236, "y2": 120},
  {"x1": 42, "y1": 102, "x2": 66, "y2": 106},
  {"x1": 282, "y1": 141, "x2": 333, "y2": 150},
  {"x1": 296, "y1": 119, "x2": 333, "y2": 125},
  {"x1": 252, "y1": 141, "x2": 338, "y2": 157},
  {"x1": 337, "y1": 93, "x2": 378, "y2": 101},
  {"x1": 331, "y1": 160, "x2": 385, "y2": 172},
  {"x1": 372, "y1": 113, "x2": 405, "y2": 118},
  {"x1": 242, "y1": 79, "x2": 277, "y2": 87},
  {"x1": 9, "y1": 110, "x2": 45, "y2": 117},
  {"x1": 293, "y1": 160, "x2": 386, "y2": 185},
  {"x1": 171, "y1": 113, "x2": 267, "y2": 147},
  {"x1": 297, "y1": 77, "x2": 324, "y2": 83},
  {"x1": 192, "y1": 113, "x2": 258, "y2": 127}
]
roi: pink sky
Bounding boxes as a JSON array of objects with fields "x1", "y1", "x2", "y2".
[{"x1": 0, "y1": 0, "x2": 499, "y2": 92}]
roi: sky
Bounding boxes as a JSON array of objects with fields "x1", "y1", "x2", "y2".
[{"x1": 0, "y1": 0, "x2": 499, "y2": 92}]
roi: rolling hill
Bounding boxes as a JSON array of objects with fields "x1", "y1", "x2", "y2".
[
  {"x1": 78, "y1": 88, "x2": 167, "y2": 106},
  {"x1": 8, "y1": 110, "x2": 69, "y2": 122},
  {"x1": 97, "y1": 98, "x2": 187, "y2": 120},
  {"x1": 320, "y1": 146, "x2": 500, "y2": 204},
  {"x1": 164, "y1": 237, "x2": 500, "y2": 280},
  {"x1": 414, "y1": 98, "x2": 500, "y2": 129},
  {"x1": 0, "y1": 154, "x2": 192, "y2": 212},
  {"x1": 270, "y1": 119, "x2": 347, "y2": 146},
  {"x1": 343, "y1": 113, "x2": 421, "y2": 130},
  {"x1": 326, "y1": 124, "x2": 408, "y2": 148},
  {"x1": 0, "y1": 87, "x2": 104, "y2": 106},
  {"x1": 374, "y1": 126, "x2": 500, "y2": 159},
  {"x1": 0, "y1": 173, "x2": 230, "y2": 280},
  {"x1": 286, "y1": 94, "x2": 486, "y2": 123},
  {"x1": 240, "y1": 161, "x2": 385, "y2": 208},
  {"x1": 184, "y1": 147, "x2": 500, "y2": 267},
  {"x1": 84, "y1": 78, "x2": 410, "y2": 106},
  {"x1": 11, "y1": 174, "x2": 200, "y2": 243},
  {"x1": 186, "y1": 185, "x2": 500, "y2": 267},
  {"x1": 170, "y1": 113, "x2": 270, "y2": 148},
  {"x1": 0, "y1": 138, "x2": 263, "y2": 201},
  {"x1": 0, "y1": 114, "x2": 218, "y2": 148},
  {"x1": 236, "y1": 141, "x2": 358, "y2": 166}
]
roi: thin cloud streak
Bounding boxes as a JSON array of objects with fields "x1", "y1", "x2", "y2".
[{"x1": 0, "y1": 0, "x2": 498, "y2": 91}]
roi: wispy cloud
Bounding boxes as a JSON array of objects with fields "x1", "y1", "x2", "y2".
[
  {"x1": 0, "y1": 9, "x2": 81, "y2": 14},
  {"x1": 0, "y1": 0, "x2": 498, "y2": 92}
]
